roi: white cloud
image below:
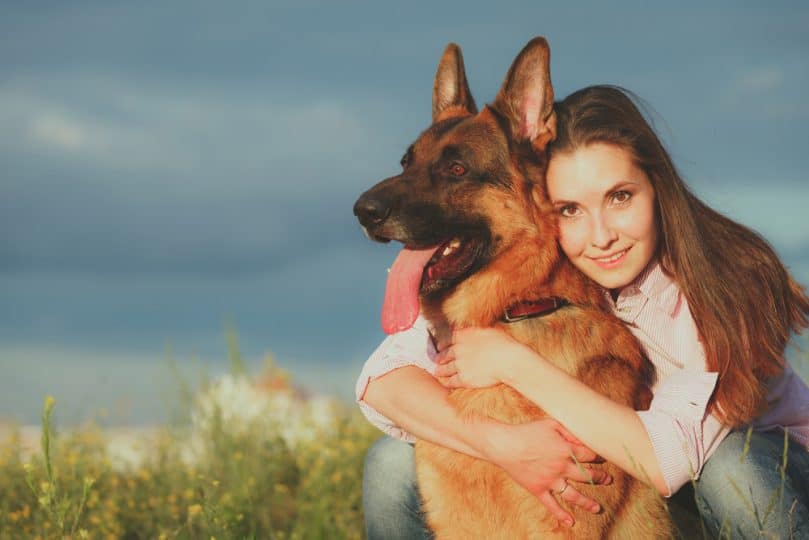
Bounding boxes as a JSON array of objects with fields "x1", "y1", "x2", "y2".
[
  {"x1": 0, "y1": 74, "x2": 385, "y2": 189},
  {"x1": 27, "y1": 111, "x2": 88, "y2": 151},
  {"x1": 737, "y1": 66, "x2": 784, "y2": 93}
]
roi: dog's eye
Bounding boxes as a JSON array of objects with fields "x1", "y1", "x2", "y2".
[{"x1": 449, "y1": 163, "x2": 467, "y2": 176}]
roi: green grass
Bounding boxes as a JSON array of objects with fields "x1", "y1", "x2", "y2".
[
  {"x1": 1, "y1": 336, "x2": 806, "y2": 539},
  {"x1": 0, "y1": 362, "x2": 379, "y2": 539}
]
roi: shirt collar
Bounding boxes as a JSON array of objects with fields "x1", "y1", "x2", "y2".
[
  {"x1": 606, "y1": 259, "x2": 681, "y2": 317},
  {"x1": 633, "y1": 259, "x2": 681, "y2": 316}
]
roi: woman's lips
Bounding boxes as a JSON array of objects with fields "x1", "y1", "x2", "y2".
[{"x1": 589, "y1": 247, "x2": 629, "y2": 269}]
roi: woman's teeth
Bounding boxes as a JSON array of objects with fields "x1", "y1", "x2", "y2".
[{"x1": 596, "y1": 249, "x2": 626, "y2": 263}]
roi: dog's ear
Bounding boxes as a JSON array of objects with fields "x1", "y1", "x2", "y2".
[
  {"x1": 433, "y1": 43, "x2": 478, "y2": 123},
  {"x1": 493, "y1": 37, "x2": 556, "y2": 151}
]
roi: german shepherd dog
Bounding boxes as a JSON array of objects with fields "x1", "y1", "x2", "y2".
[{"x1": 354, "y1": 37, "x2": 672, "y2": 539}]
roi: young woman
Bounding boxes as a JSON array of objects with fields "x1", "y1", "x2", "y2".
[{"x1": 357, "y1": 86, "x2": 809, "y2": 539}]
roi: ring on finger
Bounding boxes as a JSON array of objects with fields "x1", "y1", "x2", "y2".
[{"x1": 554, "y1": 482, "x2": 568, "y2": 495}]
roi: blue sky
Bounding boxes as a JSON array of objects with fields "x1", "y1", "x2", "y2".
[{"x1": 2, "y1": 1, "x2": 808, "y2": 425}]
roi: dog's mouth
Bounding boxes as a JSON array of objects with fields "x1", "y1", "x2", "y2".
[
  {"x1": 381, "y1": 236, "x2": 485, "y2": 334},
  {"x1": 421, "y1": 237, "x2": 482, "y2": 293}
]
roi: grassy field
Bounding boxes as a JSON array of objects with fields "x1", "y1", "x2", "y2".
[
  {"x1": 0, "y1": 352, "x2": 380, "y2": 539},
  {"x1": 1, "y1": 338, "x2": 806, "y2": 539}
]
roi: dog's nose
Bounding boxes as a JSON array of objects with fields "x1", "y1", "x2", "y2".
[{"x1": 354, "y1": 196, "x2": 391, "y2": 226}]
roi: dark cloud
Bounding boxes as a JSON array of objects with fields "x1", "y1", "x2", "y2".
[{"x1": 1, "y1": 1, "x2": 808, "y2": 424}]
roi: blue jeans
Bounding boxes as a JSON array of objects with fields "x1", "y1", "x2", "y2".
[
  {"x1": 363, "y1": 431, "x2": 809, "y2": 539},
  {"x1": 363, "y1": 436, "x2": 432, "y2": 540},
  {"x1": 693, "y1": 429, "x2": 809, "y2": 539}
]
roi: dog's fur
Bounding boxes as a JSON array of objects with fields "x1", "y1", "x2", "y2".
[{"x1": 355, "y1": 37, "x2": 672, "y2": 539}]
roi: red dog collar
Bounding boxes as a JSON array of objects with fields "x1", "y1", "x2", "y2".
[{"x1": 502, "y1": 297, "x2": 567, "y2": 322}]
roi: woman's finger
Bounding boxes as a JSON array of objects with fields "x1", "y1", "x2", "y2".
[
  {"x1": 434, "y1": 335, "x2": 452, "y2": 352},
  {"x1": 568, "y1": 444, "x2": 598, "y2": 464},
  {"x1": 435, "y1": 348, "x2": 455, "y2": 365},
  {"x1": 433, "y1": 361, "x2": 457, "y2": 378},
  {"x1": 555, "y1": 423, "x2": 584, "y2": 446},
  {"x1": 557, "y1": 483, "x2": 601, "y2": 514},
  {"x1": 437, "y1": 373, "x2": 467, "y2": 389},
  {"x1": 565, "y1": 463, "x2": 612, "y2": 487},
  {"x1": 537, "y1": 492, "x2": 574, "y2": 528}
]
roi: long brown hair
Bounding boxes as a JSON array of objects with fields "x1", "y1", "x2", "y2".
[{"x1": 549, "y1": 85, "x2": 809, "y2": 426}]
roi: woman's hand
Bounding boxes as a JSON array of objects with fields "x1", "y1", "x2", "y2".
[
  {"x1": 434, "y1": 327, "x2": 538, "y2": 389},
  {"x1": 482, "y1": 418, "x2": 611, "y2": 527}
]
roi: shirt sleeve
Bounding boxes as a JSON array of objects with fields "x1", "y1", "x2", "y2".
[
  {"x1": 355, "y1": 316, "x2": 438, "y2": 442},
  {"x1": 636, "y1": 370, "x2": 729, "y2": 496}
]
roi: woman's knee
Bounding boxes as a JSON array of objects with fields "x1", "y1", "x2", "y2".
[
  {"x1": 695, "y1": 430, "x2": 808, "y2": 538},
  {"x1": 363, "y1": 436, "x2": 430, "y2": 540},
  {"x1": 697, "y1": 430, "x2": 782, "y2": 497},
  {"x1": 363, "y1": 436, "x2": 418, "y2": 502}
]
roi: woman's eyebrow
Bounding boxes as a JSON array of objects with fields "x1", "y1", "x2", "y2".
[
  {"x1": 606, "y1": 180, "x2": 640, "y2": 191},
  {"x1": 550, "y1": 180, "x2": 640, "y2": 206},
  {"x1": 550, "y1": 198, "x2": 575, "y2": 207}
]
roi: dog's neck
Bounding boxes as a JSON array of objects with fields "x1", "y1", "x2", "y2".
[{"x1": 423, "y1": 232, "x2": 600, "y2": 331}]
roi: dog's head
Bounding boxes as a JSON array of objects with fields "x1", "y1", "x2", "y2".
[{"x1": 354, "y1": 38, "x2": 562, "y2": 331}]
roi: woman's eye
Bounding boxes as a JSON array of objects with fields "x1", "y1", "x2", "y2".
[
  {"x1": 400, "y1": 155, "x2": 409, "y2": 168},
  {"x1": 449, "y1": 163, "x2": 466, "y2": 176},
  {"x1": 559, "y1": 205, "x2": 580, "y2": 218},
  {"x1": 611, "y1": 190, "x2": 632, "y2": 204}
]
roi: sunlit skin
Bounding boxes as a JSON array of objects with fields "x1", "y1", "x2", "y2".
[
  {"x1": 547, "y1": 143, "x2": 659, "y2": 292},
  {"x1": 434, "y1": 143, "x2": 671, "y2": 496}
]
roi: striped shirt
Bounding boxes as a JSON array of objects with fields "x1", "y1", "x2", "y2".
[{"x1": 355, "y1": 260, "x2": 809, "y2": 495}]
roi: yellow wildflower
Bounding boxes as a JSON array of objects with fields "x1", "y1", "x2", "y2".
[{"x1": 188, "y1": 504, "x2": 203, "y2": 518}]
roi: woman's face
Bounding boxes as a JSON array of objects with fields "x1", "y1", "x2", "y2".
[{"x1": 546, "y1": 143, "x2": 659, "y2": 291}]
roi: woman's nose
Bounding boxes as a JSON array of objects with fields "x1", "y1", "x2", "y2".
[{"x1": 590, "y1": 214, "x2": 618, "y2": 248}]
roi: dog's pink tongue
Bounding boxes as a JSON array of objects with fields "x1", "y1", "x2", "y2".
[{"x1": 382, "y1": 246, "x2": 439, "y2": 334}]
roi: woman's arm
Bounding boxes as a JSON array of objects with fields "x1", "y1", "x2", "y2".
[
  {"x1": 363, "y1": 365, "x2": 489, "y2": 458},
  {"x1": 363, "y1": 365, "x2": 609, "y2": 522},
  {"x1": 436, "y1": 327, "x2": 671, "y2": 495},
  {"x1": 504, "y1": 352, "x2": 670, "y2": 495},
  {"x1": 356, "y1": 320, "x2": 610, "y2": 523}
]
